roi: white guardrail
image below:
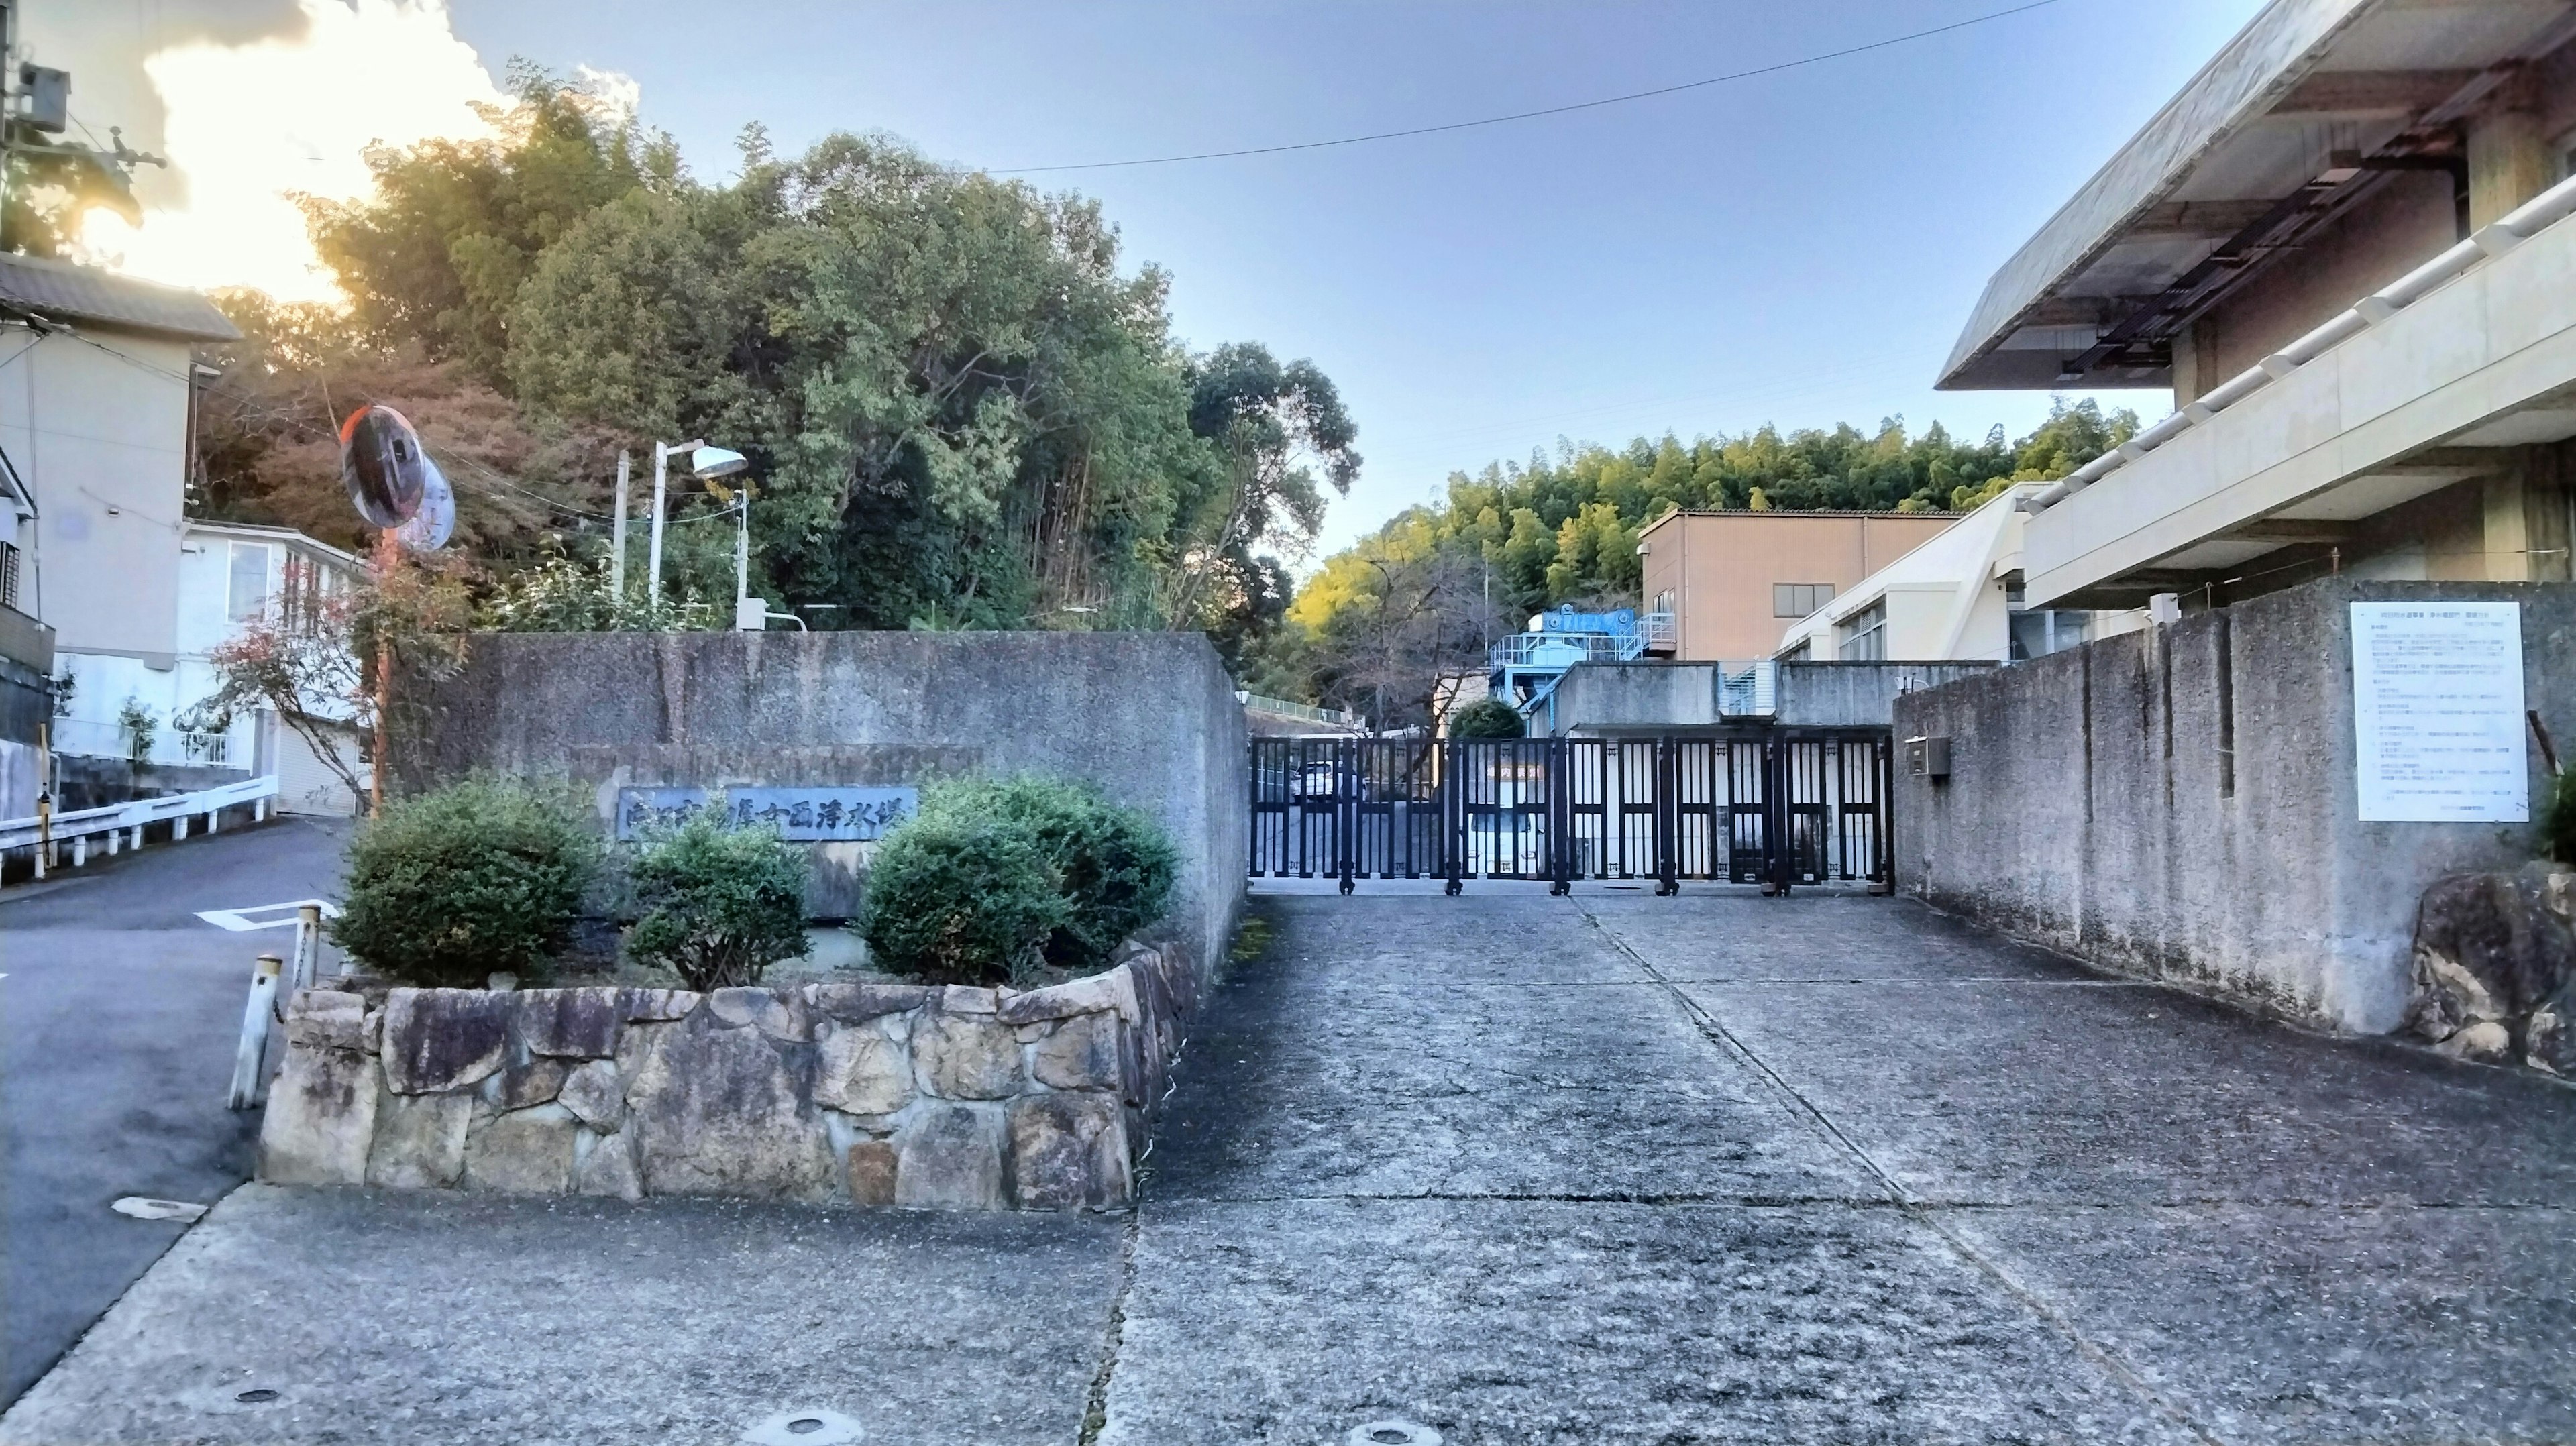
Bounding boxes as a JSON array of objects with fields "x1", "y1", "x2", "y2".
[
  {"x1": 2029, "y1": 168, "x2": 2576, "y2": 512},
  {"x1": 0, "y1": 774, "x2": 280, "y2": 870}
]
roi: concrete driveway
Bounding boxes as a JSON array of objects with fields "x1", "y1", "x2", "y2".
[
  {"x1": 5, "y1": 889, "x2": 2572, "y2": 1443},
  {"x1": 0, "y1": 814, "x2": 349, "y2": 1406}
]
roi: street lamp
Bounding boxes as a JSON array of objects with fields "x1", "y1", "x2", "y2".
[{"x1": 645, "y1": 439, "x2": 750, "y2": 618}]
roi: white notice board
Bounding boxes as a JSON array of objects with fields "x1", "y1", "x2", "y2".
[{"x1": 2351, "y1": 601, "x2": 2528, "y2": 822}]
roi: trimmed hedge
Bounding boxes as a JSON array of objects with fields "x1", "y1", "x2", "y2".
[
  {"x1": 623, "y1": 804, "x2": 812, "y2": 990},
  {"x1": 859, "y1": 774, "x2": 1177, "y2": 985},
  {"x1": 333, "y1": 777, "x2": 601, "y2": 987}
]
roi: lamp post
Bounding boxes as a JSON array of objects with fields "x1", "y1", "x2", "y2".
[{"x1": 644, "y1": 440, "x2": 749, "y2": 619}]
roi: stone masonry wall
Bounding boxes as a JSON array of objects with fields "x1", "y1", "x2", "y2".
[{"x1": 257, "y1": 943, "x2": 1201, "y2": 1211}]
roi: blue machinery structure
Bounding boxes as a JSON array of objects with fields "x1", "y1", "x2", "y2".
[{"x1": 1489, "y1": 606, "x2": 1676, "y2": 733}]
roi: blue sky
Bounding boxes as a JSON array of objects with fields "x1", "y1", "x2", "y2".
[{"x1": 114, "y1": 0, "x2": 2275, "y2": 559}]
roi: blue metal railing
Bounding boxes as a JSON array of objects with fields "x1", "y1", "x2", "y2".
[{"x1": 1487, "y1": 611, "x2": 1673, "y2": 671}]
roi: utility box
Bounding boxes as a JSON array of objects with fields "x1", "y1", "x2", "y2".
[
  {"x1": 1905, "y1": 734, "x2": 1951, "y2": 780},
  {"x1": 17, "y1": 66, "x2": 67, "y2": 133}
]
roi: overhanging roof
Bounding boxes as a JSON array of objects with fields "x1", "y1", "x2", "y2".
[
  {"x1": 1939, "y1": 0, "x2": 2576, "y2": 391},
  {"x1": 0, "y1": 252, "x2": 239, "y2": 343}
]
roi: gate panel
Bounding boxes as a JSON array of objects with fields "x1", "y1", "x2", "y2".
[
  {"x1": 1562, "y1": 739, "x2": 1660, "y2": 881},
  {"x1": 1250, "y1": 728, "x2": 1889, "y2": 889},
  {"x1": 1448, "y1": 738, "x2": 1555, "y2": 883},
  {"x1": 1249, "y1": 737, "x2": 1342, "y2": 877}
]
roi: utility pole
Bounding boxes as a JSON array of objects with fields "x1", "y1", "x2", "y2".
[
  {"x1": 610, "y1": 450, "x2": 630, "y2": 602},
  {"x1": 0, "y1": 2, "x2": 164, "y2": 251}
]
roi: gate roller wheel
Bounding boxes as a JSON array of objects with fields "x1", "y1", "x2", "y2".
[
  {"x1": 1444, "y1": 879, "x2": 1461, "y2": 897},
  {"x1": 1339, "y1": 877, "x2": 1354, "y2": 896}
]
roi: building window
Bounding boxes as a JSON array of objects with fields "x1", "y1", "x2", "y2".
[
  {"x1": 1780, "y1": 638, "x2": 1812, "y2": 661},
  {"x1": 1773, "y1": 581, "x2": 1834, "y2": 618},
  {"x1": 0, "y1": 541, "x2": 18, "y2": 612},
  {"x1": 1838, "y1": 600, "x2": 1888, "y2": 661},
  {"x1": 227, "y1": 542, "x2": 270, "y2": 622},
  {"x1": 2010, "y1": 608, "x2": 2090, "y2": 661},
  {"x1": 1653, "y1": 589, "x2": 1674, "y2": 616}
]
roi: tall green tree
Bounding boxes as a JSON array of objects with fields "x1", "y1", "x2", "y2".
[{"x1": 199, "y1": 72, "x2": 1351, "y2": 651}]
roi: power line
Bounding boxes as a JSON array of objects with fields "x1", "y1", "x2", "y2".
[{"x1": 988, "y1": 0, "x2": 2068, "y2": 176}]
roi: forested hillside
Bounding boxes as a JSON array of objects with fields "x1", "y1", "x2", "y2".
[
  {"x1": 187, "y1": 70, "x2": 1353, "y2": 650},
  {"x1": 1257, "y1": 401, "x2": 2138, "y2": 724}
]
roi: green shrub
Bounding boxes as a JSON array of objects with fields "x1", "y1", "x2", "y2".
[
  {"x1": 1448, "y1": 696, "x2": 1524, "y2": 739},
  {"x1": 857, "y1": 814, "x2": 1068, "y2": 985},
  {"x1": 2542, "y1": 766, "x2": 2576, "y2": 863},
  {"x1": 859, "y1": 774, "x2": 1179, "y2": 984},
  {"x1": 333, "y1": 777, "x2": 602, "y2": 987},
  {"x1": 919, "y1": 775, "x2": 1178, "y2": 972},
  {"x1": 623, "y1": 805, "x2": 812, "y2": 990}
]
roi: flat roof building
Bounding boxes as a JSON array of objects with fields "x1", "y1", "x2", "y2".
[
  {"x1": 1941, "y1": 0, "x2": 2576, "y2": 610},
  {"x1": 1637, "y1": 508, "x2": 1956, "y2": 661}
]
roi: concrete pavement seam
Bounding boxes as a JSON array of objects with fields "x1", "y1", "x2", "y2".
[
  {"x1": 1076, "y1": 1204, "x2": 1141, "y2": 1446},
  {"x1": 1576, "y1": 903, "x2": 2233, "y2": 1446}
]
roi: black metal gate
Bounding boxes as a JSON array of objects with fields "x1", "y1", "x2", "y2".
[{"x1": 1248, "y1": 732, "x2": 1894, "y2": 895}]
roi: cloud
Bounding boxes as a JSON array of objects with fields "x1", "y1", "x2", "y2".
[{"x1": 77, "y1": 0, "x2": 513, "y2": 303}]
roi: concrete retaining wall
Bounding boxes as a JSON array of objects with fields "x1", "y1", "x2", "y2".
[
  {"x1": 257, "y1": 942, "x2": 1203, "y2": 1211},
  {"x1": 396, "y1": 632, "x2": 1248, "y2": 966},
  {"x1": 1550, "y1": 659, "x2": 2000, "y2": 734},
  {"x1": 1892, "y1": 578, "x2": 2576, "y2": 1033}
]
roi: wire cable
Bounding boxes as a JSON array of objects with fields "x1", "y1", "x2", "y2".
[{"x1": 988, "y1": 0, "x2": 2068, "y2": 175}]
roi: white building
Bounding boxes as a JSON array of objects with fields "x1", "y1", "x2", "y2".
[
  {"x1": 0, "y1": 254, "x2": 369, "y2": 814},
  {"x1": 1772, "y1": 485, "x2": 2145, "y2": 663},
  {"x1": 1939, "y1": 0, "x2": 2576, "y2": 610},
  {"x1": 56, "y1": 520, "x2": 368, "y2": 815}
]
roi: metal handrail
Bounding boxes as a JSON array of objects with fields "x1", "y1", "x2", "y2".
[{"x1": 0, "y1": 774, "x2": 279, "y2": 852}]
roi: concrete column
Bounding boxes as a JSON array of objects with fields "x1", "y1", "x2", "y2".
[
  {"x1": 2171, "y1": 321, "x2": 2222, "y2": 408},
  {"x1": 2528, "y1": 442, "x2": 2575, "y2": 583},
  {"x1": 2469, "y1": 98, "x2": 2551, "y2": 230},
  {"x1": 2479, "y1": 447, "x2": 2573, "y2": 581}
]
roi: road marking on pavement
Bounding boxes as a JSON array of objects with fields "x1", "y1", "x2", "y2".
[
  {"x1": 111, "y1": 1197, "x2": 209, "y2": 1223},
  {"x1": 195, "y1": 899, "x2": 340, "y2": 932}
]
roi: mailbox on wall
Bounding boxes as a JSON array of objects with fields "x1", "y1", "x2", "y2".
[{"x1": 1905, "y1": 735, "x2": 1951, "y2": 780}]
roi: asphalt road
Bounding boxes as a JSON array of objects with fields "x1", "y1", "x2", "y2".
[{"x1": 0, "y1": 814, "x2": 349, "y2": 1407}]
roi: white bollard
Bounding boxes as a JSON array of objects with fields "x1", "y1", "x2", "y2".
[
  {"x1": 131, "y1": 825, "x2": 143, "y2": 852},
  {"x1": 70, "y1": 834, "x2": 85, "y2": 867},
  {"x1": 106, "y1": 828, "x2": 119, "y2": 856},
  {"x1": 227, "y1": 954, "x2": 284, "y2": 1110},
  {"x1": 174, "y1": 815, "x2": 188, "y2": 842}
]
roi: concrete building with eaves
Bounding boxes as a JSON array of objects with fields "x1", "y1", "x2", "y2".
[{"x1": 1940, "y1": 0, "x2": 2576, "y2": 611}]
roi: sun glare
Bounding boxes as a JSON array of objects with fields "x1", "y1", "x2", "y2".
[{"x1": 77, "y1": 0, "x2": 511, "y2": 303}]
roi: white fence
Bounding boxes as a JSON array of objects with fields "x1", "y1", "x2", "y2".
[
  {"x1": 0, "y1": 774, "x2": 279, "y2": 870},
  {"x1": 50, "y1": 716, "x2": 240, "y2": 768}
]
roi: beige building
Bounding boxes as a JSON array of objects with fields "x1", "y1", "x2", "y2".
[
  {"x1": 1941, "y1": 0, "x2": 2576, "y2": 609},
  {"x1": 1637, "y1": 509, "x2": 1955, "y2": 660}
]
